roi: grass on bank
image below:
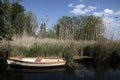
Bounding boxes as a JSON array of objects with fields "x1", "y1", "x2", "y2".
[{"x1": 0, "y1": 35, "x2": 120, "y2": 63}]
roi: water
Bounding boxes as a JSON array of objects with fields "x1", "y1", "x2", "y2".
[{"x1": 0, "y1": 62, "x2": 120, "y2": 80}]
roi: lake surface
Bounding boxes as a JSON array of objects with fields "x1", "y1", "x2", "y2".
[{"x1": 0, "y1": 62, "x2": 120, "y2": 80}]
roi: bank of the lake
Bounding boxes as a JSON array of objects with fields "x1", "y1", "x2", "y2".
[{"x1": 0, "y1": 39, "x2": 120, "y2": 63}]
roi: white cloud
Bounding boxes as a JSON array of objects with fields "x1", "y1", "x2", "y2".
[
  {"x1": 68, "y1": 3, "x2": 74, "y2": 7},
  {"x1": 104, "y1": 9, "x2": 113, "y2": 14},
  {"x1": 88, "y1": 6, "x2": 97, "y2": 10},
  {"x1": 70, "y1": 4, "x2": 96, "y2": 15},
  {"x1": 93, "y1": 9, "x2": 120, "y2": 28},
  {"x1": 76, "y1": 4, "x2": 85, "y2": 8},
  {"x1": 93, "y1": 8, "x2": 120, "y2": 17},
  {"x1": 93, "y1": 12, "x2": 103, "y2": 17}
]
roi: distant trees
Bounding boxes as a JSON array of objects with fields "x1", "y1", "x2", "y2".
[
  {"x1": 0, "y1": 0, "x2": 38, "y2": 40},
  {"x1": 24, "y1": 11, "x2": 38, "y2": 36},
  {"x1": 79, "y1": 15, "x2": 104, "y2": 40},
  {"x1": 47, "y1": 15, "x2": 104, "y2": 40},
  {"x1": 40, "y1": 23, "x2": 46, "y2": 38},
  {"x1": 55, "y1": 16, "x2": 74, "y2": 39},
  {"x1": 39, "y1": 15, "x2": 48, "y2": 38}
]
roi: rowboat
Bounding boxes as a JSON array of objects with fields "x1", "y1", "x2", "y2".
[{"x1": 7, "y1": 57, "x2": 66, "y2": 67}]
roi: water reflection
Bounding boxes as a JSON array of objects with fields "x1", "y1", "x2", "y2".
[{"x1": 0, "y1": 63, "x2": 120, "y2": 80}]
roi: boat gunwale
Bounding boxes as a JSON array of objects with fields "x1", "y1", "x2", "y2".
[{"x1": 7, "y1": 57, "x2": 66, "y2": 64}]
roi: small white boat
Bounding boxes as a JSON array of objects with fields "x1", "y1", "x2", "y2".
[{"x1": 7, "y1": 57, "x2": 66, "y2": 67}]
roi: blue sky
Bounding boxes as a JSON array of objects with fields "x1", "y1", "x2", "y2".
[{"x1": 21, "y1": 0, "x2": 120, "y2": 39}]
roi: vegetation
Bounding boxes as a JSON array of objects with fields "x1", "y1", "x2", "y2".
[
  {"x1": 47, "y1": 15, "x2": 104, "y2": 40},
  {"x1": 9, "y1": 36, "x2": 84, "y2": 60},
  {"x1": 0, "y1": 0, "x2": 38, "y2": 40},
  {"x1": 83, "y1": 41, "x2": 120, "y2": 63},
  {"x1": 0, "y1": 0, "x2": 12, "y2": 40},
  {"x1": 0, "y1": 35, "x2": 120, "y2": 63},
  {"x1": 0, "y1": 0, "x2": 120, "y2": 63},
  {"x1": 9, "y1": 37, "x2": 120, "y2": 63}
]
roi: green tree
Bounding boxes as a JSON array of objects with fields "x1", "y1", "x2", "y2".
[
  {"x1": 79, "y1": 15, "x2": 104, "y2": 40},
  {"x1": 46, "y1": 29, "x2": 57, "y2": 38},
  {"x1": 11, "y1": 0, "x2": 25, "y2": 35},
  {"x1": 24, "y1": 11, "x2": 38, "y2": 36},
  {"x1": 54, "y1": 24, "x2": 60, "y2": 39},
  {"x1": 56, "y1": 16, "x2": 74, "y2": 39},
  {"x1": 40, "y1": 23, "x2": 46, "y2": 38},
  {"x1": 11, "y1": 1, "x2": 38, "y2": 36},
  {"x1": 0, "y1": 0, "x2": 38, "y2": 40},
  {"x1": 71, "y1": 16, "x2": 84, "y2": 40},
  {"x1": 51, "y1": 15, "x2": 104, "y2": 40},
  {"x1": 39, "y1": 15, "x2": 48, "y2": 38},
  {"x1": 0, "y1": 0, "x2": 12, "y2": 40}
]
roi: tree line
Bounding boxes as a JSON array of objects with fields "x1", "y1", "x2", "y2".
[
  {"x1": 46, "y1": 15, "x2": 105, "y2": 40},
  {"x1": 0, "y1": 0, "x2": 38, "y2": 40}
]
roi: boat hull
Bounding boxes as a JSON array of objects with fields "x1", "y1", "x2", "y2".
[{"x1": 7, "y1": 58, "x2": 66, "y2": 67}]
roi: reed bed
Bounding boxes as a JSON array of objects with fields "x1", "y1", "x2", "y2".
[
  {"x1": 7, "y1": 35, "x2": 91, "y2": 61},
  {"x1": 0, "y1": 35, "x2": 120, "y2": 63},
  {"x1": 11, "y1": 35, "x2": 95, "y2": 47}
]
